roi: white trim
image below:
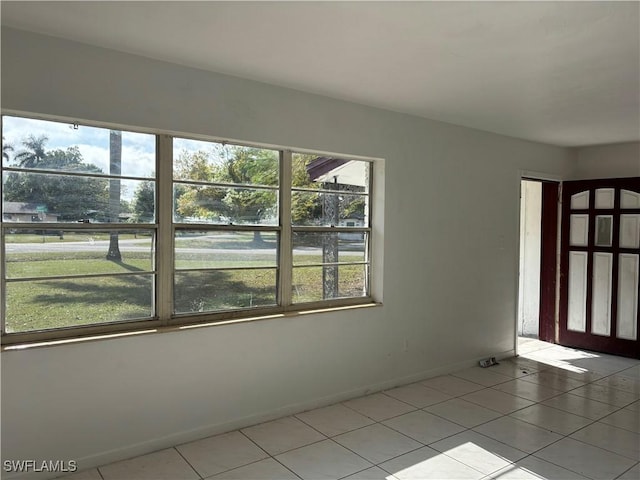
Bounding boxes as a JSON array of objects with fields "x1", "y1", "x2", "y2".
[
  {"x1": 519, "y1": 169, "x2": 563, "y2": 182},
  {"x1": 0, "y1": 347, "x2": 513, "y2": 480}
]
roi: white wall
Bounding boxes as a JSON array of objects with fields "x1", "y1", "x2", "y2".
[
  {"x1": 1, "y1": 28, "x2": 573, "y2": 478},
  {"x1": 572, "y1": 142, "x2": 640, "y2": 179}
]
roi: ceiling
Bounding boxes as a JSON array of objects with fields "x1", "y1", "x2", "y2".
[{"x1": 2, "y1": 1, "x2": 639, "y2": 147}]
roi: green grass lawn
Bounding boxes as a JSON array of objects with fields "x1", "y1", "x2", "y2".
[
  {"x1": 4, "y1": 248, "x2": 367, "y2": 333},
  {"x1": 6, "y1": 255, "x2": 151, "y2": 278},
  {"x1": 6, "y1": 275, "x2": 153, "y2": 332},
  {"x1": 4, "y1": 232, "x2": 149, "y2": 243}
]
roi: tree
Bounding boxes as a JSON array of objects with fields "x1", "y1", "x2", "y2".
[
  {"x1": 174, "y1": 150, "x2": 226, "y2": 221},
  {"x1": 291, "y1": 154, "x2": 323, "y2": 225},
  {"x1": 3, "y1": 144, "x2": 108, "y2": 220},
  {"x1": 14, "y1": 134, "x2": 48, "y2": 168},
  {"x1": 131, "y1": 181, "x2": 155, "y2": 223},
  {"x1": 175, "y1": 148, "x2": 327, "y2": 234},
  {"x1": 342, "y1": 197, "x2": 366, "y2": 219},
  {"x1": 175, "y1": 146, "x2": 279, "y2": 243},
  {"x1": 2, "y1": 137, "x2": 13, "y2": 162},
  {"x1": 216, "y1": 146, "x2": 278, "y2": 236},
  {"x1": 106, "y1": 130, "x2": 122, "y2": 261}
]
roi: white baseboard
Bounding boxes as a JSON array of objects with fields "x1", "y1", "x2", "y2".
[{"x1": 3, "y1": 348, "x2": 515, "y2": 480}]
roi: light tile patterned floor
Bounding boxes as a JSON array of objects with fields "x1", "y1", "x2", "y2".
[{"x1": 59, "y1": 338, "x2": 640, "y2": 480}]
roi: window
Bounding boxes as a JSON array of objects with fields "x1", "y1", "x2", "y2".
[
  {"x1": 1, "y1": 114, "x2": 375, "y2": 343},
  {"x1": 290, "y1": 153, "x2": 370, "y2": 303},
  {"x1": 1, "y1": 116, "x2": 157, "y2": 337},
  {"x1": 172, "y1": 138, "x2": 280, "y2": 314}
]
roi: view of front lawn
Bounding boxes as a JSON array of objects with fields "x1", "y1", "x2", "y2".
[
  {"x1": 2, "y1": 117, "x2": 371, "y2": 336},
  {"x1": 4, "y1": 231, "x2": 367, "y2": 333}
]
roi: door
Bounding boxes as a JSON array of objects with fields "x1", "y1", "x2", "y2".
[
  {"x1": 539, "y1": 181, "x2": 559, "y2": 343},
  {"x1": 559, "y1": 178, "x2": 640, "y2": 358}
]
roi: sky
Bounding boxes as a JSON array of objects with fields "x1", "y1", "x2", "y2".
[
  {"x1": 2, "y1": 115, "x2": 356, "y2": 204},
  {"x1": 0, "y1": 116, "x2": 236, "y2": 201}
]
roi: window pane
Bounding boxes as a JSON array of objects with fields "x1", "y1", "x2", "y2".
[
  {"x1": 570, "y1": 191, "x2": 589, "y2": 210},
  {"x1": 4, "y1": 229, "x2": 154, "y2": 279},
  {"x1": 2, "y1": 116, "x2": 155, "y2": 178},
  {"x1": 292, "y1": 190, "x2": 367, "y2": 227},
  {"x1": 594, "y1": 188, "x2": 615, "y2": 209},
  {"x1": 174, "y1": 269, "x2": 277, "y2": 313},
  {"x1": 292, "y1": 231, "x2": 367, "y2": 265},
  {"x1": 292, "y1": 264, "x2": 368, "y2": 303},
  {"x1": 621, "y1": 190, "x2": 640, "y2": 209},
  {"x1": 3, "y1": 172, "x2": 155, "y2": 223},
  {"x1": 173, "y1": 140, "x2": 279, "y2": 187},
  {"x1": 174, "y1": 183, "x2": 278, "y2": 225},
  {"x1": 570, "y1": 214, "x2": 589, "y2": 247},
  {"x1": 175, "y1": 231, "x2": 277, "y2": 269},
  {"x1": 595, "y1": 215, "x2": 613, "y2": 247},
  {"x1": 292, "y1": 154, "x2": 369, "y2": 227},
  {"x1": 620, "y1": 214, "x2": 640, "y2": 249},
  {"x1": 5, "y1": 274, "x2": 154, "y2": 333}
]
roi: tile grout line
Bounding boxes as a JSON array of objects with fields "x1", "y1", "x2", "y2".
[
  {"x1": 566, "y1": 434, "x2": 640, "y2": 463},
  {"x1": 65, "y1": 341, "x2": 639, "y2": 480},
  {"x1": 95, "y1": 466, "x2": 106, "y2": 480},
  {"x1": 172, "y1": 446, "x2": 206, "y2": 480},
  {"x1": 510, "y1": 354, "x2": 640, "y2": 479},
  {"x1": 294, "y1": 407, "x2": 426, "y2": 476},
  {"x1": 613, "y1": 461, "x2": 640, "y2": 480},
  {"x1": 211, "y1": 430, "x2": 304, "y2": 480}
]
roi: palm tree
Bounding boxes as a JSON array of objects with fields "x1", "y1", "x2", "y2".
[
  {"x1": 15, "y1": 134, "x2": 48, "y2": 167},
  {"x1": 106, "y1": 130, "x2": 122, "y2": 261},
  {"x1": 2, "y1": 137, "x2": 13, "y2": 162}
]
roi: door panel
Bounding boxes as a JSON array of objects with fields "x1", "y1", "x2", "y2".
[
  {"x1": 538, "y1": 181, "x2": 559, "y2": 343},
  {"x1": 559, "y1": 178, "x2": 640, "y2": 358},
  {"x1": 618, "y1": 253, "x2": 639, "y2": 340}
]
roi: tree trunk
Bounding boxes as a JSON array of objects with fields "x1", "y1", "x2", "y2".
[
  {"x1": 106, "y1": 130, "x2": 122, "y2": 261},
  {"x1": 322, "y1": 179, "x2": 339, "y2": 299}
]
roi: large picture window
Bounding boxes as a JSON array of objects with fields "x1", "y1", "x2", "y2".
[{"x1": 1, "y1": 114, "x2": 375, "y2": 343}]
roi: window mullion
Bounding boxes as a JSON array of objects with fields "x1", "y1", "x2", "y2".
[
  {"x1": 156, "y1": 134, "x2": 173, "y2": 323},
  {"x1": 1, "y1": 116, "x2": 6, "y2": 335},
  {"x1": 279, "y1": 150, "x2": 293, "y2": 307},
  {"x1": 1, "y1": 226, "x2": 5, "y2": 336}
]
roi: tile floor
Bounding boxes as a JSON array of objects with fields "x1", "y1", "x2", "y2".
[{"x1": 60, "y1": 338, "x2": 640, "y2": 480}]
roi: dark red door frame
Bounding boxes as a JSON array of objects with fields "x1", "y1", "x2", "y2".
[
  {"x1": 538, "y1": 181, "x2": 559, "y2": 343},
  {"x1": 519, "y1": 178, "x2": 559, "y2": 344}
]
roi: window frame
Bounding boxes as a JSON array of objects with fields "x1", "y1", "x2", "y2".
[
  {"x1": 0, "y1": 113, "x2": 376, "y2": 345},
  {"x1": 170, "y1": 138, "x2": 282, "y2": 317},
  {"x1": 289, "y1": 152, "x2": 372, "y2": 305}
]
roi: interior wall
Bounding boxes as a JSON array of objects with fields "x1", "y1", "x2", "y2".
[
  {"x1": 1, "y1": 28, "x2": 573, "y2": 477},
  {"x1": 572, "y1": 142, "x2": 640, "y2": 179}
]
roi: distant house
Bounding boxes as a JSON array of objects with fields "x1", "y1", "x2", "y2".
[
  {"x1": 2, "y1": 202, "x2": 59, "y2": 222},
  {"x1": 307, "y1": 157, "x2": 367, "y2": 240},
  {"x1": 339, "y1": 212, "x2": 365, "y2": 227},
  {"x1": 306, "y1": 157, "x2": 368, "y2": 188}
]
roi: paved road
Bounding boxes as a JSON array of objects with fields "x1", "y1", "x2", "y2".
[
  {"x1": 5, "y1": 238, "x2": 364, "y2": 257},
  {"x1": 6, "y1": 238, "x2": 156, "y2": 254}
]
